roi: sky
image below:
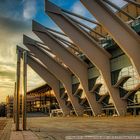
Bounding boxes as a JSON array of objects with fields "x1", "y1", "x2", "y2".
[{"x1": 0, "y1": 0, "x2": 126, "y2": 102}]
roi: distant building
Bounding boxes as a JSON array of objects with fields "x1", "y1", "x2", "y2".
[
  {"x1": 6, "y1": 84, "x2": 58, "y2": 117},
  {"x1": 0, "y1": 102, "x2": 6, "y2": 117}
]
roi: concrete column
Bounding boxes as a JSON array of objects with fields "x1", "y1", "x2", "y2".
[
  {"x1": 13, "y1": 82, "x2": 16, "y2": 123},
  {"x1": 23, "y1": 36, "x2": 84, "y2": 116},
  {"x1": 15, "y1": 47, "x2": 21, "y2": 131},
  {"x1": 80, "y1": 0, "x2": 140, "y2": 77},
  {"x1": 32, "y1": 21, "x2": 102, "y2": 116},
  {"x1": 22, "y1": 51, "x2": 27, "y2": 130}
]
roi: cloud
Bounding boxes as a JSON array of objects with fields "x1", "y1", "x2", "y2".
[
  {"x1": 0, "y1": 16, "x2": 31, "y2": 64},
  {"x1": 0, "y1": 0, "x2": 37, "y2": 21},
  {"x1": 51, "y1": 0, "x2": 74, "y2": 8},
  {"x1": 0, "y1": 0, "x2": 23, "y2": 20},
  {"x1": 0, "y1": 26, "x2": 17, "y2": 101},
  {"x1": 0, "y1": 88, "x2": 14, "y2": 102},
  {"x1": 23, "y1": 0, "x2": 37, "y2": 20},
  {"x1": 0, "y1": 16, "x2": 30, "y2": 33},
  {"x1": 69, "y1": 1, "x2": 97, "y2": 30},
  {"x1": 0, "y1": 67, "x2": 15, "y2": 80},
  {"x1": 27, "y1": 66, "x2": 45, "y2": 91},
  {"x1": 0, "y1": 4, "x2": 43, "y2": 102},
  {"x1": 71, "y1": 1, "x2": 87, "y2": 16}
]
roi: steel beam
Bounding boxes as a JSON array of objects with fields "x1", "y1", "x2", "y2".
[
  {"x1": 45, "y1": 1, "x2": 127, "y2": 116},
  {"x1": 33, "y1": 21, "x2": 102, "y2": 116},
  {"x1": 80, "y1": 0, "x2": 140, "y2": 77},
  {"x1": 23, "y1": 36, "x2": 84, "y2": 116},
  {"x1": 27, "y1": 54, "x2": 70, "y2": 116}
]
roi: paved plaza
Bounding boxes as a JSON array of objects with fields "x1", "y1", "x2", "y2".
[
  {"x1": 0, "y1": 116, "x2": 140, "y2": 140},
  {"x1": 27, "y1": 116, "x2": 140, "y2": 140}
]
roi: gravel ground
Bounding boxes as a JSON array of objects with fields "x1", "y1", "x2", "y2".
[{"x1": 27, "y1": 116, "x2": 140, "y2": 140}]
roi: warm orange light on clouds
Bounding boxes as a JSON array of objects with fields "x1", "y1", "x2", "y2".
[
  {"x1": 0, "y1": 0, "x2": 45, "y2": 103},
  {"x1": 0, "y1": 22, "x2": 45, "y2": 102}
]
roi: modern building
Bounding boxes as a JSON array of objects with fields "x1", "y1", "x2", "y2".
[
  {"x1": 6, "y1": 84, "x2": 59, "y2": 117},
  {"x1": 15, "y1": 0, "x2": 140, "y2": 118}
]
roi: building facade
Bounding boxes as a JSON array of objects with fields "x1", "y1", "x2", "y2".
[
  {"x1": 15, "y1": 0, "x2": 140, "y2": 117},
  {"x1": 6, "y1": 84, "x2": 58, "y2": 117}
]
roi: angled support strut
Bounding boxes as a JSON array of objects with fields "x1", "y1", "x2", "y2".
[
  {"x1": 45, "y1": 0, "x2": 127, "y2": 116},
  {"x1": 27, "y1": 55, "x2": 71, "y2": 116},
  {"x1": 33, "y1": 21, "x2": 102, "y2": 116},
  {"x1": 23, "y1": 36, "x2": 84, "y2": 116},
  {"x1": 80, "y1": 0, "x2": 140, "y2": 77}
]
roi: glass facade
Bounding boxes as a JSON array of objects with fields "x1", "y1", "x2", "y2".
[{"x1": 57, "y1": 18, "x2": 140, "y2": 115}]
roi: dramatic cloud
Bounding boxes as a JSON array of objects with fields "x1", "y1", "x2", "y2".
[
  {"x1": 51, "y1": 0, "x2": 74, "y2": 8},
  {"x1": 70, "y1": 1, "x2": 97, "y2": 29},
  {"x1": 71, "y1": 1, "x2": 87, "y2": 16},
  {"x1": 23, "y1": 0, "x2": 37, "y2": 20},
  {"x1": 0, "y1": 21, "x2": 44, "y2": 102},
  {"x1": 27, "y1": 66, "x2": 45, "y2": 91},
  {"x1": 0, "y1": 0, "x2": 23, "y2": 20},
  {"x1": 0, "y1": 0, "x2": 44, "y2": 102}
]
